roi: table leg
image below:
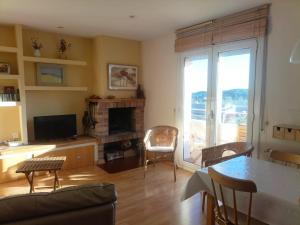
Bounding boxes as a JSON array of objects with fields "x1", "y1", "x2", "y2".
[
  {"x1": 25, "y1": 172, "x2": 34, "y2": 193},
  {"x1": 206, "y1": 193, "x2": 215, "y2": 225},
  {"x1": 53, "y1": 170, "x2": 60, "y2": 191}
]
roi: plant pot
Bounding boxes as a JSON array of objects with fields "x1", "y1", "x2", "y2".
[{"x1": 33, "y1": 49, "x2": 41, "y2": 57}]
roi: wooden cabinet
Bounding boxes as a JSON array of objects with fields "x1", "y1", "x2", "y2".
[
  {"x1": 0, "y1": 155, "x2": 31, "y2": 183},
  {"x1": 273, "y1": 126, "x2": 284, "y2": 139},
  {"x1": 273, "y1": 124, "x2": 300, "y2": 142},
  {"x1": 284, "y1": 128, "x2": 296, "y2": 141},
  {"x1": 41, "y1": 146, "x2": 95, "y2": 170},
  {"x1": 0, "y1": 141, "x2": 96, "y2": 183}
]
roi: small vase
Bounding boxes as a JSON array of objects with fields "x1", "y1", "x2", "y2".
[
  {"x1": 33, "y1": 49, "x2": 41, "y2": 57},
  {"x1": 58, "y1": 51, "x2": 68, "y2": 59}
]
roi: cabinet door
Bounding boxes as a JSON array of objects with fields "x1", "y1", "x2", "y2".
[{"x1": 42, "y1": 145, "x2": 94, "y2": 170}]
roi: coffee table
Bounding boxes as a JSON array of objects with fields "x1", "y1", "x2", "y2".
[{"x1": 16, "y1": 156, "x2": 66, "y2": 193}]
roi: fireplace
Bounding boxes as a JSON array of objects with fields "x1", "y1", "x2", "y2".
[
  {"x1": 88, "y1": 98, "x2": 145, "y2": 164},
  {"x1": 109, "y1": 107, "x2": 134, "y2": 134}
]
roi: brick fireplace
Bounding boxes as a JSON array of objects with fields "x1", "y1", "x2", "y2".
[{"x1": 88, "y1": 98, "x2": 145, "y2": 164}]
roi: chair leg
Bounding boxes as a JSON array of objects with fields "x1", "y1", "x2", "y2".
[
  {"x1": 202, "y1": 191, "x2": 207, "y2": 212},
  {"x1": 144, "y1": 151, "x2": 148, "y2": 178},
  {"x1": 173, "y1": 155, "x2": 176, "y2": 182},
  {"x1": 173, "y1": 162, "x2": 176, "y2": 182}
]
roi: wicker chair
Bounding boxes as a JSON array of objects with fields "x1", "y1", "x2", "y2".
[
  {"x1": 201, "y1": 142, "x2": 254, "y2": 212},
  {"x1": 143, "y1": 126, "x2": 178, "y2": 182}
]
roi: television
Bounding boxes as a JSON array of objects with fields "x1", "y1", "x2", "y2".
[{"x1": 34, "y1": 114, "x2": 77, "y2": 140}]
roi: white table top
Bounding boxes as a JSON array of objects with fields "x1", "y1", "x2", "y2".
[{"x1": 182, "y1": 156, "x2": 300, "y2": 225}]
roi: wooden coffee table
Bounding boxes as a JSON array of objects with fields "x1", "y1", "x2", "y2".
[{"x1": 16, "y1": 156, "x2": 66, "y2": 193}]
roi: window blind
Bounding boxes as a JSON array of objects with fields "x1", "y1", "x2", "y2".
[{"x1": 175, "y1": 4, "x2": 270, "y2": 52}]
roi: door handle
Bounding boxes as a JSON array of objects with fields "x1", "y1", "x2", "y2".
[{"x1": 210, "y1": 110, "x2": 214, "y2": 120}]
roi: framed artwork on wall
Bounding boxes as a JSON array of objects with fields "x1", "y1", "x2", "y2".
[
  {"x1": 108, "y1": 64, "x2": 138, "y2": 90},
  {"x1": 36, "y1": 63, "x2": 64, "y2": 86}
]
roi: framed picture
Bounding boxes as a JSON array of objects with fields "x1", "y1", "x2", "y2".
[
  {"x1": 36, "y1": 63, "x2": 64, "y2": 86},
  {"x1": 108, "y1": 64, "x2": 138, "y2": 90},
  {"x1": 0, "y1": 62, "x2": 11, "y2": 74}
]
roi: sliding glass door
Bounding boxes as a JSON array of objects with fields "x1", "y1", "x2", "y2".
[
  {"x1": 183, "y1": 52, "x2": 211, "y2": 164},
  {"x1": 182, "y1": 40, "x2": 256, "y2": 166},
  {"x1": 214, "y1": 48, "x2": 252, "y2": 145}
]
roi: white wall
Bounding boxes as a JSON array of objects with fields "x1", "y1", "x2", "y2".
[
  {"x1": 142, "y1": 0, "x2": 300, "y2": 158},
  {"x1": 142, "y1": 34, "x2": 178, "y2": 129},
  {"x1": 261, "y1": 0, "x2": 300, "y2": 155}
]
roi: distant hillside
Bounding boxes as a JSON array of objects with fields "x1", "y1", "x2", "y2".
[
  {"x1": 191, "y1": 89, "x2": 249, "y2": 122},
  {"x1": 192, "y1": 89, "x2": 248, "y2": 102}
]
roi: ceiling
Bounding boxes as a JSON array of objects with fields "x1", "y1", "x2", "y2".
[{"x1": 0, "y1": 0, "x2": 271, "y2": 40}]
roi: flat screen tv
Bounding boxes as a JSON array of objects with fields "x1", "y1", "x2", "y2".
[{"x1": 34, "y1": 114, "x2": 77, "y2": 140}]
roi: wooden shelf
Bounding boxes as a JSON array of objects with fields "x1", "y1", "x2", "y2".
[
  {"x1": 0, "y1": 45, "x2": 18, "y2": 53},
  {"x1": 23, "y1": 56, "x2": 87, "y2": 66},
  {"x1": 0, "y1": 74, "x2": 21, "y2": 80},
  {"x1": 0, "y1": 101, "x2": 21, "y2": 107},
  {"x1": 29, "y1": 136, "x2": 97, "y2": 148},
  {"x1": 25, "y1": 86, "x2": 88, "y2": 91}
]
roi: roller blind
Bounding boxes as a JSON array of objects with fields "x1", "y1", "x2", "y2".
[{"x1": 175, "y1": 4, "x2": 270, "y2": 52}]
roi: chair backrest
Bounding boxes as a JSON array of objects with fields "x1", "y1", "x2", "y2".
[
  {"x1": 208, "y1": 167, "x2": 257, "y2": 225},
  {"x1": 270, "y1": 150, "x2": 300, "y2": 168},
  {"x1": 144, "y1": 126, "x2": 178, "y2": 149},
  {"x1": 202, "y1": 142, "x2": 254, "y2": 167}
]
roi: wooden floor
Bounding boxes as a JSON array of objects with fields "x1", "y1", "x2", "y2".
[{"x1": 0, "y1": 163, "x2": 206, "y2": 225}]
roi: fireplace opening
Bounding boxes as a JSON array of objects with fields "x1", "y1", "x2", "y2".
[{"x1": 109, "y1": 107, "x2": 135, "y2": 135}]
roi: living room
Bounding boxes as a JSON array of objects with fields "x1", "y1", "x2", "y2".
[{"x1": 0, "y1": 0, "x2": 299, "y2": 225}]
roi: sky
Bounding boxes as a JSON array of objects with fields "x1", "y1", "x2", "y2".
[{"x1": 184, "y1": 50, "x2": 250, "y2": 93}]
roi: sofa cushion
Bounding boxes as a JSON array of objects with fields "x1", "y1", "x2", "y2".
[{"x1": 0, "y1": 183, "x2": 116, "y2": 224}]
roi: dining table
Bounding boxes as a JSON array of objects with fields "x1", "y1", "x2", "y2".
[{"x1": 182, "y1": 156, "x2": 300, "y2": 225}]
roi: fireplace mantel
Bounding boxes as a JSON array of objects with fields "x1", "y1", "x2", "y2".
[{"x1": 88, "y1": 98, "x2": 145, "y2": 108}]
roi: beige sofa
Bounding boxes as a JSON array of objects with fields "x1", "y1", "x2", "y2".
[{"x1": 0, "y1": 183, "x2": 117, "y2": 225}]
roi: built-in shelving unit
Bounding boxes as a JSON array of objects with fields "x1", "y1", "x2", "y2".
[
  {"x1": 0, "y1": 101, "x2": 21, "y2": 107},
  {"x1": 0, "y1": 23, "x2": 90, "y2": 144},
  {"x1": 25, "y1": 86, "x2": 88, "y2": 91},
  {"x1": 0, "y1": 45, "x2": 18, "y2": 53},
  {"x1": 23, "y1": 56, "x2": 87, "y2": 66},
  {"x1": 0, "y1": 74, "x2": 21, "y2": 80},
  {"x1": 0, "y1": 24, "x2": 27, "y2": 143}
]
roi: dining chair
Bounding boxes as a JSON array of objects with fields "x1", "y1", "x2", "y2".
[
  {"x1": 201, "y1": 142, "x2": 254, "y2": 212},
  {"x1": 208, "y1": 167, "x2": 264, "y2": 225},
  {"x1": 270, "y1": 150, "x2": 300, "y2": 169},
  {"x1": 202, "y1": 142, "x2": 254, "y2": 168},
  {"x1": 143, "y1": 126, "x2": 178, "y2": 182}
]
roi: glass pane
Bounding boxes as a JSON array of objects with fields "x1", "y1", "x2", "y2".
[
  {"x1": 215, "y1": 49, "x2": 251, "y2": 145},
  {"x1": 183, "y1": 55, "x2": 208, "y2": 165}
]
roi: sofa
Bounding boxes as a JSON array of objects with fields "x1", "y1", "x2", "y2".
[{"x1": 0, "y1": 183, "x2": 117, "y2": 225}]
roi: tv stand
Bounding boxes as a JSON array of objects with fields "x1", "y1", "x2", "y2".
[{"x1": 29, "y1": 136, "x2": 98, "y2": 166}]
